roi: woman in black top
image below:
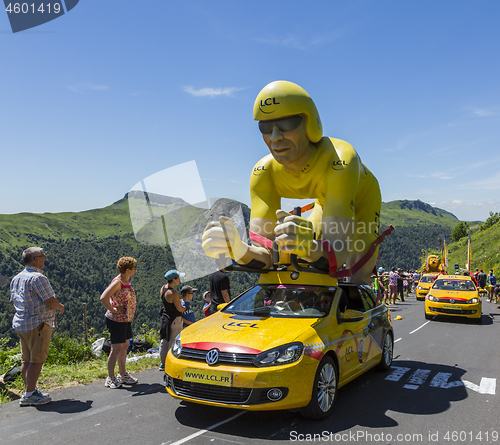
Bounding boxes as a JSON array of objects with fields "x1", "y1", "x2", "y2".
[{"x1": 158, "y1": 269, "x2": 185, "y2": 371}]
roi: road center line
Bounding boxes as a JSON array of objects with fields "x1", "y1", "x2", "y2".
[
  {"x1": 409, "y1": 321, "x2": 430, "y2": 334},
  {"x1": 165, "y1": 411, "x2": 246, "y2": 445}
]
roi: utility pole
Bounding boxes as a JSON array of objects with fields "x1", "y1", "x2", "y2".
[{"x1": 83, "y1": 303, "x2": 88, "y2": 344}]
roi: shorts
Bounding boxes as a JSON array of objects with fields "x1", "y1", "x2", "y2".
[
  {"x1": 106, "y1": 317, "x2": 132, "y2": 344},
  {"x1": 389, "y1": 284, "x2": 397, "y2": 292},
  {"x1": 159, "y1": 317, "x2": 182, "y2": 360},
  {"x1": 18, "y1": 323, "x2": 52, "y2": 364}
]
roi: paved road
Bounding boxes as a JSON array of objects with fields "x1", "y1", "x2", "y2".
[{"x1": 1, "y1": 292, "x2": 499, "y2": 445}]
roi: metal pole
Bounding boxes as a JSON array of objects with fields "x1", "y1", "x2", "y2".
[{"x1": 83, "y1": 303, "x2": 88, "y2": 344}]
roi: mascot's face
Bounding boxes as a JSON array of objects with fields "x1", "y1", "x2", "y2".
[
  {"x1": 263, "y1": 119, "x2": 311, "y2": 171},
  {"x1": 427, "y1": 255, "x2": 441, "y2": 272}
]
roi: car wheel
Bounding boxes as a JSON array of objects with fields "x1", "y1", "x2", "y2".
[
  {"x1": 300, "y1": 356, "x2": 338, "y2": 420},
  {"x1": 376, "y1": 331, "x2": 393, "y2": 371}
]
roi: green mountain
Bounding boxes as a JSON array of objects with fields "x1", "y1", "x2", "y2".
[
  {"x1": 380, "y1": 199, "x2": 459, "y2": 228},
  {"x1": 0, "y1": 196, "x2": 465, "y2": 345},
  {"x1": 375, "y1": 200, "x2": 459, "y2": 271}
]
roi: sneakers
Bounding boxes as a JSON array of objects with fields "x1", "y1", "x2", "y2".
[
  {"x1": 104, "y1": 376, "x2": 122, "y2": 389},
  {"x1": 19, "y1": 392, "x2": 52, "y2": 406},
  {"x1": 34, "y1": 388, "x2": 49, "y2": 398},
  {"x1": 117, "y1": 372, "x2": 138, "y2": 385},
  {"x1": 158, "y1": 363, "x2": 165, "y2": 372}
]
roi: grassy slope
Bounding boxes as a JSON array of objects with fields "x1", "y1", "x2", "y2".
[
  {"x1": 0, "y1": 195, "x2": 207, "y2": 250},
  {"x1": 447, "y1": 222, "x2": 500, "y2": 275},
  {"x1": 0, "y1": 197, "x2": 133, "y2": 250}
]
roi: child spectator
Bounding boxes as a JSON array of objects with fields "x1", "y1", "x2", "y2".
[{"x1": 202, "y1": 291, "x2": 211, "y2": 317}]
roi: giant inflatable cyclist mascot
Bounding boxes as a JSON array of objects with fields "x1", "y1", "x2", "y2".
[{"x1": 202, "y1": 80, "x2": 383, "y2": 285}]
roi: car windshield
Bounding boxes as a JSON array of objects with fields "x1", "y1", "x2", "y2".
[
  {"x1": 432, "y1": 279, "x2": 476, "y2": 291},
  {"x1": 420, "y1": 276, "x2": 434, "y2": 283},
  {"x1": 222, "y1": 285, "x2": 337, "y2": 318}
]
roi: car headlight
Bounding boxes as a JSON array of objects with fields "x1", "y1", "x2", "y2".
[
  {"x1": 171, "y1": 334, "x2": 182, "y2": 358},
  {"x1": 417, "y1": 286, "x2": 424, "y2": 290},
  {"x1": 427, "y1": 295, "x2": 438, "y2": 302},
  {"x1": 253, "y1": 342, "x2": 304, "y2": 367},
  {"x1": 466, "y1": 298, "x2": 480, "y2": 304}
]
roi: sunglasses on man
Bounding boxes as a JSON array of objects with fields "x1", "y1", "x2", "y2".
[{"x1": 258, "y1": 115, "x2": 303, "y2": 135}]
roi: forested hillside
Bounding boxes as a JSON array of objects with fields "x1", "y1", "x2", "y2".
[
  {"x1": 376, "y1": 200, "x2": 455, "y2": 270},
  {"x1": 0, "y1": 196, "x2": 462, "y2": 345},
  {"x1": 0, "y1": 196, "x2": 257, "y2": 346},
  {"x1": 0, "y1": 234, "x2": 258, "y2": 346},
  {"x1": 377, "y1": 225, "x2": 451, "y2": 271}
]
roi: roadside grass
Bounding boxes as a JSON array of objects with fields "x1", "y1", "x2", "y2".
[{"x1": 0, "y1": 330, "x2": 161, "y2": 404}]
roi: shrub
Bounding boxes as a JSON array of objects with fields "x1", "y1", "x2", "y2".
[
  {"x1": 45, "y1": 334, "x2": 93, "y2": 365},
  {"x1": 141, "y1": 323, "x2": 159, "y2": 347},
  {"x1": 480, "y1": 212, "x2": 500, "y2": 231},
  {"x1": 0, "y1": 337, "x2": 21, "y2": 374}
]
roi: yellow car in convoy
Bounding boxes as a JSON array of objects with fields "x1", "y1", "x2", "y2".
[
  {"x1": 165, "y1": 270, "x2": 394, "y2": 420},
  {"x1": 424, "y1": 274, "x2": 482, "y2": 323},
  {"x1": 416, "y1": 273, "x2": 439, "y2": 301}
]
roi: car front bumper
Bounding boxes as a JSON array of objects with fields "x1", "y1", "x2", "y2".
[
  {"x1": 425, "y1": 302, "x2": 482, "y2": 319},
  {"x1": 164, "y1": 352, "x2": 318, "y2": 411}
]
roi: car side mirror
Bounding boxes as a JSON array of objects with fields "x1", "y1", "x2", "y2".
[
  {"x1": 217, "y1": 303, "x2": 229, "y2": 311},
  {"x1": 341, "y1": 309, "x2": 364, "y2": 321}
]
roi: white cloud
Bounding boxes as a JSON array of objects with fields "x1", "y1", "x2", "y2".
[
  {"x1": 428, "y1": 200, "x2": 500, "y2": 222},
  {"x1": 183, "y1": 86, "x2": 246, "y2": 98},
  {"x1": 253, "y1": 35, "x2": 306, "y2": 50},
  {"x1": 407, "y1": 172, "x2": 455, "y2": 180},
  {"x1": 253, "y1": 29, "x2": 347, "y2": 50},
  {"x1": 473, "y1": 107, "x2": 497, "y2": 116},
  {"x1": 66, "y1": 82, "x2": 109, "y2": 93},
  {"x1": 466, "y1": 172, "x2": 500, "y2": 191}
]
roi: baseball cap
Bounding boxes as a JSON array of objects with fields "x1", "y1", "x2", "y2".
[
  {"x1": 378, "y1": 267, "x2": 384, "y2": 274},
  {"x1": 203, "y1": 291, "x2": 210, "y2": 298},
  {"x1": 181, "y1": 285, "x2": 198, "y2": 294},
  {"x1": 480, "y1": 269, "x2": 484, "y2": 272},
  {"x1": 164, "y1": 269, "x2": 185, "y2": 280}
]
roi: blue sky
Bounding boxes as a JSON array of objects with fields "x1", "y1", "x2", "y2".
[{"x1": 1, "y1": 0, "x2": 499, "y2": 222}]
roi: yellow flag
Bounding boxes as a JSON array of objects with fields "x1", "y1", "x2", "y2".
[{"x1": 467, "y1": 235, "x2": 471, "y2": 271}]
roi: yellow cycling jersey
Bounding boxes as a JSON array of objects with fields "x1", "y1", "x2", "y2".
[{"x1": 250, "y1": 136, "x2": 381, "y2": 243}]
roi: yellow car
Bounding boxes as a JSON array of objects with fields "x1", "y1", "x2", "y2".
[
  {"x1": 424, "y1": 274, "x2": 482, "y2": 323},
  {"x1": 165, "y1": 270, "x2": 394, "y2": 420},
  {"x1": 416, "y1": 273, "x2": 439, "y2": 301}
]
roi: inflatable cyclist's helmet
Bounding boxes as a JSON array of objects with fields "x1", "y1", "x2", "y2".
[{"x1": 253, "y1": 80, "x2": 323, "y2": 143}]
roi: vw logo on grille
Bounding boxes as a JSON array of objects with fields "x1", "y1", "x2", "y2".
[
  {"x1": 206, "y1": 349, "x2": 219, "y2": 365},
  {"x1": 450, "y1": 299, "x2": 455, "y2": 304}
]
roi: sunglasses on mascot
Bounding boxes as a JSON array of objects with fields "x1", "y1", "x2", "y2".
[{"x1": 258, "y1": 115, "x2": 303, "y2": 134}]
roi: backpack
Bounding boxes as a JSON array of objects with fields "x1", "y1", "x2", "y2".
[
  {"x1": 102, "y1": 338, "x2": 112, "y2": 355},
  {"x1": 130, "y1": 340, "x2": 153, "y2": 353},
  {"x1": 2, "y1": 365, "x2": 21, "y2": 383}
]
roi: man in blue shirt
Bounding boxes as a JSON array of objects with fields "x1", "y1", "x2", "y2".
[
  {"x1": 10, "y1": 247, "x2": 64, "y2": 406},
  {"x1": 181, "y1": 285, "x2": 197, "y2": 328}
]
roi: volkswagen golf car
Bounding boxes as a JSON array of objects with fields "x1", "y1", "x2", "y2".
[
  {"x1": 424, "y1": 274, "x2": 482, "y2": 323},
  {"x1": 164, "y1": 270, "x2": 394, "y2": 420},
  {"x1": 416, "y1": 273, "x2": 439, "y2": 301}
]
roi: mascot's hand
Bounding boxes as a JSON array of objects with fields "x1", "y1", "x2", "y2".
[
  {"x1": 274, "y1": 210, "x2": 315, "y2": 257},
  {"x1": 202, "y1": 216, "x2": 247, "y2": 261}
]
